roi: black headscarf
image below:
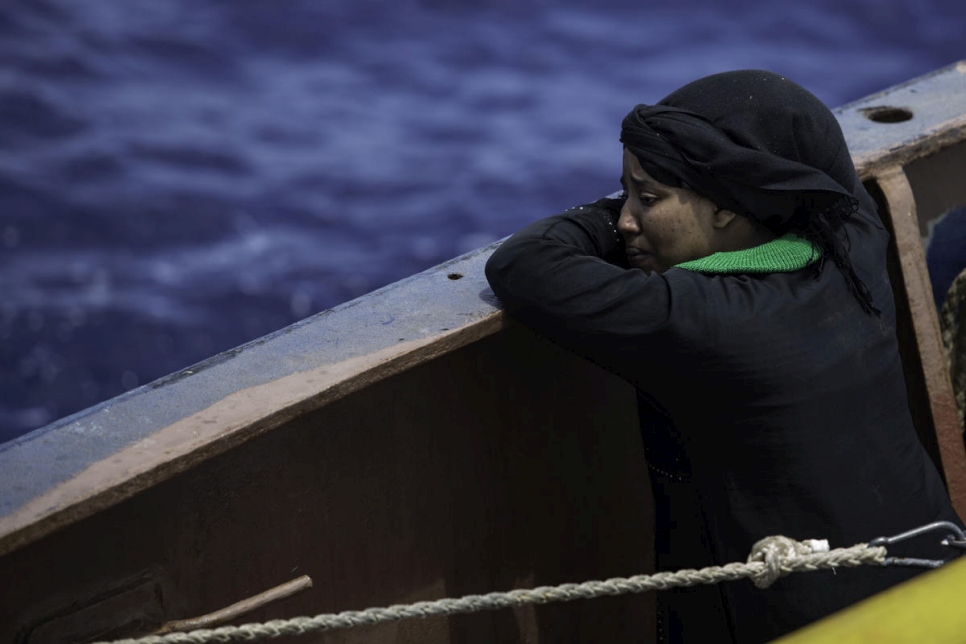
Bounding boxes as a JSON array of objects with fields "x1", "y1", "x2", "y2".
[{"x1": 620, "y1": 70, "x2": 879, "y2": 315}]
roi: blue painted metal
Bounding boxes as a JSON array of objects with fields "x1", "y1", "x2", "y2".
[
  {"x1": 837, "y1": 61, "x2": 966, "y2": 177},
  {"x1": 0, "y1": 243, "x2": 501, "y2": 526}
]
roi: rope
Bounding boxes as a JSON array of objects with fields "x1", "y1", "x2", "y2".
[
  {"x1": 940, "y1": 264, "x2": 966, "y2": 433},
  {"x1": 96, "y1": 537, "x2": 886, "y2": 644}
]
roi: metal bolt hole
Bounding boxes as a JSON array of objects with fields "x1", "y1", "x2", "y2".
[{"x1": 861, "y1": 106, "x2": 913, "y2": 123}]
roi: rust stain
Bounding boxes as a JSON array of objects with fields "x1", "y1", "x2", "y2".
[{"x1": 877, "y1": 165, "x2": 966, "y2": 519}]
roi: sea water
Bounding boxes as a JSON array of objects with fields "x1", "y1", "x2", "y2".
[{"x1": 1, "y1": 0, "x2": 964, "y2": 442}]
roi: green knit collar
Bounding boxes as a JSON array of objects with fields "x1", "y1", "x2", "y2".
[{"x1": 674, "y1": 234, "x2": 820, "y2": 274}]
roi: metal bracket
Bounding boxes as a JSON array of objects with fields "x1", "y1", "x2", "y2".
[{"x1": 869, "y1": 520, "x2": 966, "y2": 568}]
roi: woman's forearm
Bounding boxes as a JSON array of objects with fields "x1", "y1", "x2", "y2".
[{"x1": 485, "y1": 198, "x2": 673, "y2": 364}]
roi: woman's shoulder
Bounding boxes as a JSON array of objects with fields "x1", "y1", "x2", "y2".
[{"x1": 658, "y1": 258, "x2": 865, "y2": 354}]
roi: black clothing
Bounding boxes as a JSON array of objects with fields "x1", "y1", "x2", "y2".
[
  {"x1": 485, "y1": 197, "x2": 961, "y2": 642},
  {"x1": 619, "y1": 71, "x2": 862, "y2": 230},
  {"x1": 621, "y1": 70, "x2": 880, "y2": 315},
  {"x1": 486, "y1": 70, "x2": 962, "y2": 642}
]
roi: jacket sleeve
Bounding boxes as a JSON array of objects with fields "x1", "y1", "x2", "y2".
[{"x1": 484, "y1": 197, "x2": 680, "y2": 382}]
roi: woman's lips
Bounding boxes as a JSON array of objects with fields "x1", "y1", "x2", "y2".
[{"x1": 625, "y1": 247, "x2": 654, "y2": 270}]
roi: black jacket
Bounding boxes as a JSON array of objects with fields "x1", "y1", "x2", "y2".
[{"x1": 485, "y1": 197, "x2": 962, "y2": 643}]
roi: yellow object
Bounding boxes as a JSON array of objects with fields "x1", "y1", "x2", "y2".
[{"x1": 776, "y1": 556, "x2": 966, "y2": 643}]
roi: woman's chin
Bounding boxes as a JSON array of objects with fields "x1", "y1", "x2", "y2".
[{"x1": 628, "y1": 254, "x2": 660, "y2": 273}]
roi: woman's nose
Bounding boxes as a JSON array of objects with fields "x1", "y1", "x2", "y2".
[{"x1": 617, "y1": 203, "x2": 639, "y2": 235}]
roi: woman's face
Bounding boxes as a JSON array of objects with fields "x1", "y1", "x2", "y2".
[{"x1": 618, "y1": 149, "x2": 719, "y2": 274}]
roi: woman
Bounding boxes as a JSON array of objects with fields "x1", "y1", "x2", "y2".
[{"x1": 485, "y1": 70, "x2": 963, "y2": 643}]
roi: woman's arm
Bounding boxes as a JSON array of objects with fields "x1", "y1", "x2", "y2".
[{"x1": 484, "y1": 197, "x2": 679, "y2": 379}]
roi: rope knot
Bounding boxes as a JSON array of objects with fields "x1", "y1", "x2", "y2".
[{"x1": 747, "y1": 535, "x2": 828, "y2": 589}]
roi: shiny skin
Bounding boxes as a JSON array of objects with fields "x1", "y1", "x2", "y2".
[{"x1": 618, "y1": 149, "x2": 723, "y2": 274}]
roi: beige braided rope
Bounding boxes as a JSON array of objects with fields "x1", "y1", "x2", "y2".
[
  {"x1": 97, "y1": 538, "x2": 886, "y2": 644},
  {"x1": 940, "y1": 265, "x2": 966, "y2": 434}
]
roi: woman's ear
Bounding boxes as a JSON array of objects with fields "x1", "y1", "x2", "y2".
[
  {"x1": 712, "y1": 209, "x2": 777, "y2": 249},
  {"x1": 711, "y1": 207, "x2": 739, "y2": 229}
]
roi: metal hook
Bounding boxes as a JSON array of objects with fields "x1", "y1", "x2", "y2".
[{"x1": 868, "y1": 521, "x2": 966, "y2": 569}]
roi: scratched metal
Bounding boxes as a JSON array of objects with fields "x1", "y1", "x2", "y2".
[
  {"x1": 836, "y1": 61, "x2": 966, "y2": 177},
  {"x1": 0, "y1": 244, "x2": 498, "y2": 521}
]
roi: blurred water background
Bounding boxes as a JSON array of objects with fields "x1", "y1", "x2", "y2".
[{"x1": 1, "y1": 0, "x2": 964, "y2": 442}]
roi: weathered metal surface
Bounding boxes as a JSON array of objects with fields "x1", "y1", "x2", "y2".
[
  {"x1": 904, "y1": 140, "x2": 966, "y2": 238},
  {"x1": 0, "y1": 249, "x2": 508, "y2": 556},
  {"x1": 872, "y1": 166, "x2": 966, "y2": 519},
  {"x1": 837, "y1": 61, "x2": 966, "y2": 179},
  {"x1": 0, "y1": 327, "x2": 653, "y2": 643}
]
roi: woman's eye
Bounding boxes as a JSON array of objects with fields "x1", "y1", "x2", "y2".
[{"x1": 640, "y1": 193, "x2": 658, "y2": 207}]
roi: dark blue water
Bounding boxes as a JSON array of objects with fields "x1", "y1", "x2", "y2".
[{"x1": 1, "y1": 0, "x2": 965, "y2": 442}]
